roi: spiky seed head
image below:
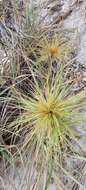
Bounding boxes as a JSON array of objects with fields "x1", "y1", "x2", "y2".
[{"x1": 37, "y1": 35, "x2": 71, "y2": 63}]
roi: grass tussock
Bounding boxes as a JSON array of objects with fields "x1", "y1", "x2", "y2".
[
  {"x1": 37, "y1": 35, "x2": 71, "y2": 63},
  {"x1": 3, "y1": 65, "x2": 86, "y2": 189}
]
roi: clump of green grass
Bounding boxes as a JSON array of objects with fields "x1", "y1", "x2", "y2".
[
  {"x1": 0, "y1": 0, "x2": 42, "y2": 78},
  {"x1": 0, "y1": 0, "x2": 72, "y2": 80},
  {"x1": 4, "y1": 65, "x2": 86, "y2": 189}
]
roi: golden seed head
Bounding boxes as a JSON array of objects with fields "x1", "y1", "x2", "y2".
[{"x1": 48, "y1": 47, "x2": 59, "y2": 57}]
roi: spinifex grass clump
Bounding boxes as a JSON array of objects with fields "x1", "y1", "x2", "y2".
[
  {"x1": 0, "y1": 0, "x2": 44, "y2": 79},
  {"x1": 37, "y1": 35, "x2": 71, "y2": 63},
  {"x1": 5, "y1": 66, "x2": 86, "y2": 189}
]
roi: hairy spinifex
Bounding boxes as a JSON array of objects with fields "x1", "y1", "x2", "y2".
[{"x1": 4, "y1": 67, "x2": 86, "y2": 189}]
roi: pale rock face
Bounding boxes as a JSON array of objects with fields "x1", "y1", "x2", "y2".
[
  {"x1": 77, "y1": 33, "x2": 86, "y2": 65},
  {"x1": 63, "y1": 1, "x2": 86, "y2": 65},
  {"x1": 48, "y1": 184, "x2": 56, "y2": 190}
]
